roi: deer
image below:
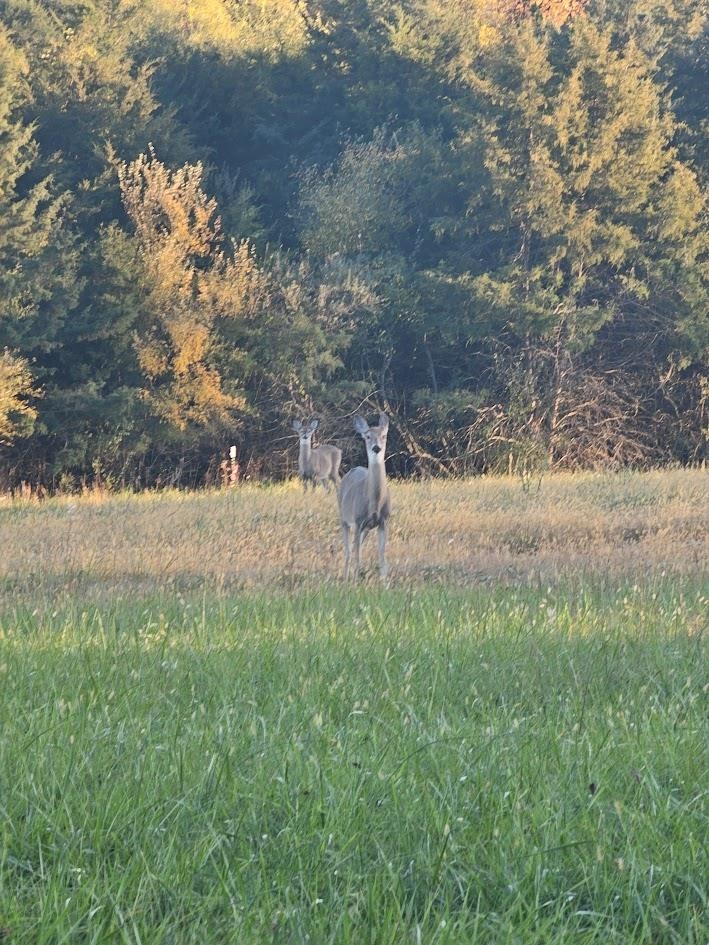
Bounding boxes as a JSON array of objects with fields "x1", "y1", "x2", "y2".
[
  {"x1": 292, "y1": 418, "x2": 342, "y2": 492},
  {"x1": 339, "y1": 412, "x2": 391, "y2": 580}
]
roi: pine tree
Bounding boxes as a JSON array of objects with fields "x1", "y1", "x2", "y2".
[
  {"x1": 462, "y1": 16, "x2": 707, "y2": 464},
  {"x1": 0, "y1": 25, "x2": 60, "y2": 445}
]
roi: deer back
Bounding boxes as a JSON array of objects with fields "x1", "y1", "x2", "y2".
[{"x1": 310, "y1": 443, "x2": 342, "y2": 479}]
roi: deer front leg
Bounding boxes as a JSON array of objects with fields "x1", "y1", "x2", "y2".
[
  {"x1": 352, "y1": 525, "x2": 365, "y2": 580},
  {"x1": 378, "y1": 522, "x2": 388, "y2": 580},
  {"x1": 342, "y1": 522, "x2": 352, "y2": 580}
]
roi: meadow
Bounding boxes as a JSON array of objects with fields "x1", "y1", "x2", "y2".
[{"x1": 0, "y1": 469, "x2": 707, "y2": 944}]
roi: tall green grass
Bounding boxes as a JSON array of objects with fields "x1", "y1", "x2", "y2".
[{"x1": 1, "y1": 582, "x2": 706, "y2": 943}]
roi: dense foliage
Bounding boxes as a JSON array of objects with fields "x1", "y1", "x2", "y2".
[{"x1": 0, "y1": 0, "x2": 706, "y2": 488}]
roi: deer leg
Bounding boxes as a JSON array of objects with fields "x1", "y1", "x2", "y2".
[
  {"x1": 353, "y1": 526, "x2": 365, "y2": 580},
  {"x1": 342, "y1": 523, "x2": 351, "y2": 580},
  {"x1": 378, "y1": 523, "x2": 388, "y2": 580}
]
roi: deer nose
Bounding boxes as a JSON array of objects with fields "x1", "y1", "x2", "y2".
[{"x1": 372, "y1": 445, "x2": 381, "y2": 454}]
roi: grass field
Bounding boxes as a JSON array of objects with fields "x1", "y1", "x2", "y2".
[{"x1": 0, "y1": 470, "x2": 707, "y2": 943}]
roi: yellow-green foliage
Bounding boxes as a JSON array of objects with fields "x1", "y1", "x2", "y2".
[
  {"x1": 0, "y1": 350, "x2": 37, "y2": 443},
  {"x1": 135, "y1": 0, "x2": 309, "y2": 58}
]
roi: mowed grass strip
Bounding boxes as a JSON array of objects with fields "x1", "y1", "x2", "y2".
[
  {"x1": 0, "y1": 585, "x2": 706, "y2": 944},
  {"x1": 0, "y1": 468, "x2": 707, "y2": 603}
]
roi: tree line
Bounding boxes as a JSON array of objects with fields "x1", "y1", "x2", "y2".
[{"x1": 0, "y1": 0, "x2": 706, "y2": 490}]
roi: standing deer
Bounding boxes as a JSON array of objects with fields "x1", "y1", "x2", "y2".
[
  {"x1": 292, "y1": 418, "x2": 342, "y2": 492},
  {"x1": 339, "y1": 412, "x2": 391, "y2": 580}
]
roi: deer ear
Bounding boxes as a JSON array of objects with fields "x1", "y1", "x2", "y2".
[
  {"x1": 308, "y1": 418, "x2": 319, "y2": 432},
  {"x1": 353, "y1": 415, "x2": 369, "y2": 435},
  {"x1": 378, "y1": 413, "x2": 389, "y2": 432},
  {"x1": 292, "y1": 419, "x2": 303, "y2": 432}
]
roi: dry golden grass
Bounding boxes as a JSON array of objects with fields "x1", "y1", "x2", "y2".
[{"x1": 0, "y1": 468, "x2": 706, "y2": 604}]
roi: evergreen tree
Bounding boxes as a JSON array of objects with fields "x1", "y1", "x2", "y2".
[
  {"x1": 0, "y1": 24, "x2": 66, "y2": 452},
  {"x1": 446, "y1": 14, "x2": 707, "y2": 465}
]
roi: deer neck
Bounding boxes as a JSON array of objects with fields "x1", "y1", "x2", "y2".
[
  {"x1": 299, "y1": 438, "x2": 312, "y2": 472},
  {"x1": 367, "y1": 455, "x2": 387, "y2": 515}
]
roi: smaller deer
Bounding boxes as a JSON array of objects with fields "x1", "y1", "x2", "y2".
[
  {"x1": 292, "y1": 418, "x2": 342, "y2": 492},
  {"x1": 339, "y1": 412, "x2": 391, "y2": 580}
]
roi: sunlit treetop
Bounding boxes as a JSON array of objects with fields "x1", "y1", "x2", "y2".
[{"x1": 128, "y1": 0, "x2": 310, "y2": 58}]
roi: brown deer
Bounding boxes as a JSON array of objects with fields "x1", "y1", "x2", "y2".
[
  {"x1": 292, "y1": 418, "x2": 342, "y2": 492},
  {"x1": 339, "y1": 413, "x2": 391, "y2": 580}
]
